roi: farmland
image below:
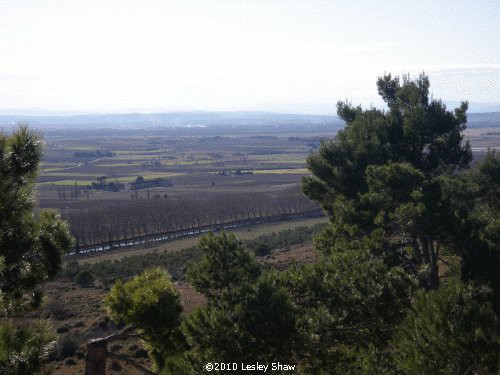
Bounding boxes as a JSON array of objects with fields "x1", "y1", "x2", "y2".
[
  {"x1": 35, "y1": 120, "x2": 339, "y2": 251},
  {"x1": 8, "y1": 111, "x2": 500, "y2": 374},
  {"x1": 2, "y1": 0, "x2": 500, "y2": 373},
  {"x1": 32, "y1": 113, "x2": 500, "y2": 254}
]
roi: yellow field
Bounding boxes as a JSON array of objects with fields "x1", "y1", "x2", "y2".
[
  {"x1": 245, "y1": 168, "x2": 309, "y2": 174},
  {"x1": 161, "y1": 160, "x2": 213, "y2": 166},
  {"x1": 248, "y1": 154, "x2": 306, "y2": 162},
  {"x1": 94, "y1": 162, "x2": 144, "y2": 167},
  {"x1": 109, "y1": 173, "x2": 185, "y2": 182},
  {"x1": 42, "y1": 173, "x2": 103, "y2": 177},
  {"x1": 41, "y1": 168, "x2": 66, "y2": 172},
  {"x1": 260, "y1": 160, "x2": 307, "y2": 164},
  {"x1": 65, "y1": 146, "x2": 99, "y2": 151},
  {"x1": 38, "y1": 180, "x2": 96, "y2": 186},
  {"x1": 113, "y1": 150, "x2": 164, "y2": 155},
  {"x1": 41, "y1": 162, "x2": 77, "y2": 166}
]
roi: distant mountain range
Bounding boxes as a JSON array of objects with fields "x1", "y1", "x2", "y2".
[
  {"x1": 0, "y1": 111, "x2": 340, "y2": 129},
  {"x1": 466, "y1": 112, "x2": 500, "y2": 128},
  {"x1": 0, "y1": 110, "x2": 498, "y2": 130}
]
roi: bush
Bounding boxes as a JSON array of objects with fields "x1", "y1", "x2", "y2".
[
  {"x1": 74, "y1": 270, "x2": 94, "y2": 287},
  {"x1": 42, "y1": 304, "x2": 74, "y2": 320},
  {"x1": 254, "y1": 243, "x2": 271, "y2": 256},
  {"x1": 56, "y1": 324, "x2": 70, "y2": 334},
  {"x1": 65, "y1": 260, "x2": 81, "y2": 279},
  {"x1": 57, "y1": 334, "x2": 80, "y2": 359}
]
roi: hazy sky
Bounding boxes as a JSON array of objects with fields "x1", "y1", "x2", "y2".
[{"x1": 0, "y1": 0, "x2": 499, "y2": 114}]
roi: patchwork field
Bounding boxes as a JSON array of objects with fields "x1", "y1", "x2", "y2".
[
  {"x1": 3, "y1": 111, "x2": 498, "y2": 375},
  {"x1": 33, "y1": 119, "x2": 500, "y2": 257}
]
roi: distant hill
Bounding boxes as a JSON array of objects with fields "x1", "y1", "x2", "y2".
[
  {"x1": 0, "y1": 111, "x2": 340, "y2": 130},
  {"x1": 466, "y1": 112, "x2": 500, "y2": 128},
  {"x1": 0, "y1": 111, "x2": 498, "y2": 130}
]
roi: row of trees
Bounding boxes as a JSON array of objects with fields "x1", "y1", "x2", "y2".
[
  {"x1": 64, "y1": 190, "x2": 317, "y2": 250},
  {"x1": 99, "y1": 74, "x2": 500, "y2": 374}
]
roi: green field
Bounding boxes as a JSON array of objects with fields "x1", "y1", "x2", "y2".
[
  {"x1": 94, "y1": 162, "x2": 144, "y2": 167},
  {"x1": 39, "y1": 179, "x2": 96, "y2": 186},
  {"x1": 65, "y1": 146, "x2": 99, "y2": 151},
  {"x1": 39, "y1": 172, "x2": 186, "y2": 186},
  {"x1": 42, "y1": 173, "x2": 104, "y2": 177},
  {"x1": 41, "y1": 168, "x2": 66, "y2": 172},
  {"x1": 162, "y1": 160, "x2": 213, "y2": 166}
]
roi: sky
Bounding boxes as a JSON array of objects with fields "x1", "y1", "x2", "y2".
[{"x1": 0, "y1": 0, "x2": 499, "y2": 114}]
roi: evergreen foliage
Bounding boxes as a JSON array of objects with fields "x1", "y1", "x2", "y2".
[
  {"x1": 107, "y1": 233, "x2": 413, "y2": 374},
  {"x1": 0, "y1": 320, "x2": 56, "y2": 375},
  {"x1": 303, "y1": 73, "x2": 489, "y2": 290},
  {"x1": 392, "y1": 280, "x2": 500, "y2": 374},
  {"x1": 100, "y1": 75, "x2": 500, "y2": 373},
  {"x1": 0, "y1": 126, "x2": 74, "y2": 314},
  {"x1": 0, "y1": 126, "x2": 73, "y2": 374},
  {"x1": 104, "y1": 268, "x2": 184, "y2": 369}
]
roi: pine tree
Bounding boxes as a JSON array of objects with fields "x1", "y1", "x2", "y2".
[
  {"x1": 0, "y1": 126, "x2": 73, "y2": 313},
  {"x1": 303, "y1": 73, "x2": 472, "y2": 289},
  {"x1": 0, "y1": 126, "x2": 74, "y2": 374}
]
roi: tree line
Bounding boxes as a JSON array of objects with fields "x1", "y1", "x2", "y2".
[
  {"x1": 65, "y1": 223, "x2": 326, "y2": 284},
  {"x1": 63, "y1": 190, "x2": 317, "y2": 251}
]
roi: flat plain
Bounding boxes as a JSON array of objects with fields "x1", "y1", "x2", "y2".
[{"x1": 22, "y1": 112, "x2": 500, "y2": 374}]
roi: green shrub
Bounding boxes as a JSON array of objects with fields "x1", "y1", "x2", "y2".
[
  {"x1": 105, "y1": 268, "x2": 183, "y2": 368},
  {"x1": 254, "y1": 243, "x2": 271, "y2": 256},
  {"x1": 74, "y1": 270, "x2": 94, "y2": 287},
  {"x1": 56, "y1": 324, "x2": 70, "y2": 334},
  {"x1": 0, "y1": 320, "x2": 56, "y2": 374},
  {"x1": 57, "y1": 334, "x2": 80, "y2": 359}
]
